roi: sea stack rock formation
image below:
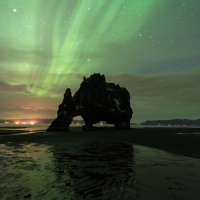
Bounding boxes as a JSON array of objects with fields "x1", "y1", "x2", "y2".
[{"x1": 47, "y1": 73, "x2": 133, "y2": 131}]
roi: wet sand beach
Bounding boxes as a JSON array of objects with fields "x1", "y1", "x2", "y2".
[
  {"x1": 1, "y1": 126, "x2": 200, "y2": 158},
  {"x1": 0, "y1": 127, "x2": 200, "y2": 199}
]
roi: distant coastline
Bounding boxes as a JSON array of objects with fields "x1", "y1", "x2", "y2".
[
  {"x1": 1, "y1": 118, "x2": 200, "y2": 127},
  {"x1": 141, "y1": 119, "x2": 200, "y2": 127}
]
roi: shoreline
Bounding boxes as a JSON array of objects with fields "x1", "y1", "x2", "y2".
[
  {"x1": 0, "y1": 126, "x2": 28, "y2": 129},
  {"x1": 1, "y1": 127, "x2": 200, "y2": 159},
  {"x1": 0, "y1": 129, "x2": 29, "y2": 135}
]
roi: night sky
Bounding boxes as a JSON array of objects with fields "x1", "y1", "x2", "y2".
[{"x1": 0, "y1": 0, "x2": 200, "y2": 123}]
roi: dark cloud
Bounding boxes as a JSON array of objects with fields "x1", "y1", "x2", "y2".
[
  {"x1": 0, "y1": 105, "x2": 56, "y2": 120},
  {"x1": 107, "y1": 67, "x2": 200, "y2": 104},
  {"x1": 0, "y1": 81, "x2": 29, "y2": 93}
]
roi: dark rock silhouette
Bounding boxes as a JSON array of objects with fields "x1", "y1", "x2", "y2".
[
  {"x1": 47, "y1": 88, "x2": 76, "y2": 131},
  {"x1": 47, "y1": 73, "x2": 132, "y2": 131}
]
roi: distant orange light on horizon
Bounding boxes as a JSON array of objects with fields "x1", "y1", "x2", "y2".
[{"x1": 14, "y1": 120, "x2": 37, "y2": 125}]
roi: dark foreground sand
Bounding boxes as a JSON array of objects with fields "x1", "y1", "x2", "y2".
[{"x1": 0, "y1": 127, "x2": 200, "y2": 199}]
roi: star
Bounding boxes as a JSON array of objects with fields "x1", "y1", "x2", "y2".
[{"x1": 13, "y1": 8, "x2": 17, "y2": 12}]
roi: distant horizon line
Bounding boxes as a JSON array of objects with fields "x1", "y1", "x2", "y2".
[{"x1": 0, "y1": 118, "x2": 200, "y2": 124}]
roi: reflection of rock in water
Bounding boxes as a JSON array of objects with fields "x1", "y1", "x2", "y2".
[{"x1": 53, "y1": 140, "x2": 135, "y2": 199}]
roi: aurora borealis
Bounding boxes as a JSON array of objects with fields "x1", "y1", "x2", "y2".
[{"x1": 0, "y1": 0, "x2": 200, "y2": 122}]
